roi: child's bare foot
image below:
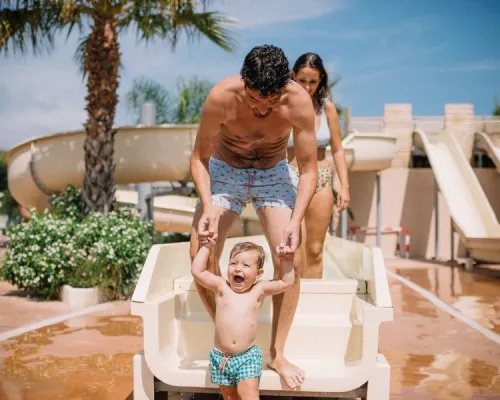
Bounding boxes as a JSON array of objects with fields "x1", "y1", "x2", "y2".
[{"x1": 268, "y1": 355, "x2": 305, "y2": 389}]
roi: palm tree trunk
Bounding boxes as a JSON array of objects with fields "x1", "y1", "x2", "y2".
[{"x1": 82, "y1": 17, "x2": 120, "y2": 214}]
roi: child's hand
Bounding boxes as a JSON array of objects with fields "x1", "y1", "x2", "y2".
[{"x1": 201, "y1": 237, "x2": 216, "y2": 249}]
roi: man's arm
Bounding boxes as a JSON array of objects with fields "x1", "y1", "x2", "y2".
[
  {"x1": 258, "y1": 259, "x2": 295, "y2": 296},
  {"x1": 289, "y1": 96, "x2": 318, "y2": 225},
  {"x1": 191, "y1": 245, "x2": 224, "y2": 292},
  {"x1": 190, "y1": 86, "x2": 226, "y2": 208}
]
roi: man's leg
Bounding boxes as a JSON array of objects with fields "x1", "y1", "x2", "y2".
[
  {"x1": 256, "y1": 206, "x2": 304, "y2": 389},
  {"x1": 190, "y1": 204, "x2": 238, "y2": 321}
]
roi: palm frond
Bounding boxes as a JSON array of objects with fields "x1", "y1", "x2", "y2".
[
  {"x1": 118, "y1": 0, "x2": 236, "y2": 52},
  {"x1": 328, "y1": 76, "x2": 341, "y2": 89},
  {"x1": 73, "y1": 35, "x2": 88, "y2": 78},
  {"x1": 172, "y1": 10, "x2": 237, "y2": 52},
  {"x1": 494, "y1": 95, "x2": 500, "y2": 117},
  {"x1": 125, "y1": 77, "x2": 174, "y2": 124},
  {"x1": 0, "y1": 1, "x2": 57, "y2": 55}
]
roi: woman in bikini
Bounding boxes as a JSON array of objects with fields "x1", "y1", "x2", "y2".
[{"x1": 288, "y1": 52, "x2": 350, "y2": 278}]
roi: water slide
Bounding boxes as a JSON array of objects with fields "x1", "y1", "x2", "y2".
[
  {"x1": 132, "y1": 234, "x2": 393, "y2": 399},
  {"x1": 474, "y1": 132, "x2": 500, "y2": 173},
  {"x1": 6, "y1": 126, "x2": 397, "y2": 236},
  {"x1": 413, "y1": 130, "x2": 500, "y2": 264}
]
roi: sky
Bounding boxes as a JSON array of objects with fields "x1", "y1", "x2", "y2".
[{"x1": 0, "y1": 0, "x2": 499, "y2": 149}]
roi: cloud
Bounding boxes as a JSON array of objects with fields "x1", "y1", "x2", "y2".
[
  {"x1": 341, "y1": 68, "x2": 403, "y2": 87},
  {"x1": 0, "y1": 43, "x2": 87, "y2": 149},
  {"x1": 446, "y1": 59, "x2": 500, "y2": 72},
  {"x1": 282, "y1": 19, "x2": 429, "y2": 41},
  {"x1": 423, "y1": 59, "x2": 500, "y2": 74},
  {"x1": 0, "y1": 29, "x2": 241, "y2": 149},
  {"x1": 213, "y1": 0, "x2": 343, "y2": 29}
]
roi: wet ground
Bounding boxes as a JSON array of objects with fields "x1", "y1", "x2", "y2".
[
  {"x1": 0, "y1": 281, "x2": 72, "y2": 333},
  {"x1": 0, "y1": 259, "x2": 499, "y2": 400},
  {"x1": 382, "y1": 259, "x2": 500, "y2": 399}
]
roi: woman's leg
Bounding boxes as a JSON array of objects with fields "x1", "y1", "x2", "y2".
[{"x1": 302, "y1": 183, "x2": 334, "y2": 279}]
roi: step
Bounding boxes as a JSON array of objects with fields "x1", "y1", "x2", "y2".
[
  {"x1": 177, "y1": 316, "x2": 353, "y2": 361},
  {"x1": 153, "y1": 356, "x2": 365, "y2": 392},
  {"x1": 173, "y1": 277, "x2": 358, "y2": 318}
]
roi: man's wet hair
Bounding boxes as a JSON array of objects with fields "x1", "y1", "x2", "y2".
[{"x1": 240, "y1": 44, "x2": 291, "y2": 98}]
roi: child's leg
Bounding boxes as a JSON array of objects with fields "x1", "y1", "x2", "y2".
[
  {"x1": 219, "y1": 385, "x2": 240, "y2": 400},
  {"x1": 236, "y1": 378, "x2": 259, "y2": 400}
]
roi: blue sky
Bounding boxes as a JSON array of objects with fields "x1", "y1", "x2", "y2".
[{"x1": 0, "y1": 0, "x2": 499, "y2": 149}]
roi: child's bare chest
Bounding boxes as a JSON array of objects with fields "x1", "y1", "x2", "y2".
[{"x1": 216, "y1": 288, "x2": 261, "y2": 314}]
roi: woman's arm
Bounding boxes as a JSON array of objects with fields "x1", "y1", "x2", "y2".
[{"x1": 324, "y1": 101, "x2": 350, "y2": 210}]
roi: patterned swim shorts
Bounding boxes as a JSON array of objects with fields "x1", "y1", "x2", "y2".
[
  {"x1": 206, "y1": 157, "x2": 296, "y2": 214},
  {"x1": 209, "y1": 345, "x2": 263, "y2": 386},
  {"x1": 288, "y1": 164, "x2": 333, "y2": 194}
]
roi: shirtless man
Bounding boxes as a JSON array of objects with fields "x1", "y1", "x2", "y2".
[
  {"x1": 191, "y1": 239, "x2": 294, "y2": 399},
  {"x1": 189, "y1": 44, "x2": 318, "y2": 388}
]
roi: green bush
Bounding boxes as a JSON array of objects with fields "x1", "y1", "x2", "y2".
[
  {"x1": 1, "y1": 186, "x2": 153, "y2": 300},
  {"x1": 1, "y1": 210, "x2": 76, "y2": 298},
  {"x1": 68, "y1": 208, "x2": 152, "y2": 298}
]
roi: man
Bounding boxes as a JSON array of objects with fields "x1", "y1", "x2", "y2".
[{"x1": 189, "y1": 44, "x2": 318, "y2": 389}]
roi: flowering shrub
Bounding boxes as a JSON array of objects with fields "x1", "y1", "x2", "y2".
[
  {"x1": 1, "y1": 186, "x2": 153, "y2": 300},
  {"x1": 68, "y1": 208, "x2": 152, "y2": 298},
  {"x1": 1, "y1": 210, "x2": 76, "y2": 299}
]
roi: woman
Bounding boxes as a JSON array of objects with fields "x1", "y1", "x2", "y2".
[{"x1": 288, "y1": 52, "x2": 350, "y2": 278}]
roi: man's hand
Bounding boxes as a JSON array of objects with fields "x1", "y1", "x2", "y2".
[
  {"x1": 337, "y1": 186, "x2": 350, "y2": 212},
  {"x1": 198, "y1": 206, "x2": 219, "y2": 245},
  {"x1": 202, "y1": 237, "x2": 217, "y2": 249},
  {"x1": 276, "y1": 220, "x2": 300, "y2": 260}
]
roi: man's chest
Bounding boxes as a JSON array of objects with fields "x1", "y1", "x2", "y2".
[{"x1": 223, "y1": 106, "x2": 291, "y2": 140}]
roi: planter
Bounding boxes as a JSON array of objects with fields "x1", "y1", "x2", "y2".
[{"x1": 60, "y1": 284, "x2": 110, "y2": 311}]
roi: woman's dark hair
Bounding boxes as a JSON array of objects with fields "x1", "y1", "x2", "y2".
[
  {"x1": 240, "y1": 45, "x2": 291, "y2": 98},
  {"x1": 292, "y1": 52, "x2": 329, "y2": 110}
]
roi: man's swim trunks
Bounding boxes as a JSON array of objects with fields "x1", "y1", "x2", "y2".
[{"x1": 206, "y1": 157, "x2": 296, "y2": 214}]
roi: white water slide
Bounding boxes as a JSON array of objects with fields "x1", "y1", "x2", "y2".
[
  {"x1": 413, "y1": 130, "x2": 500, "y2": 266},
  {"x1": 6, "y1": 126, "x2": 397, "y2": 236}
]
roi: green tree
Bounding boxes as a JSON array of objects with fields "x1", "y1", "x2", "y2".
[
  {"x1": 1, "y1": 0, "x2": 235, "y2": 214},
  {"x1": 174, "y1": 76, "x2": 213, "y2": 124},
  {"x1": 0, "y1": 150, "x2": 21, "y2": 224},
  {"x1": 126, "y1": 75, "x2": 213, "y2": 124},
  {"x1": 493, "y1": 96, "x2": 500, "y2": 116},
  {"x1": 126, "y1": 78, "x2": 174, "y2": 124},
  {"x1": 328, "y1": 76, "x2": 343, "y2": 117},
  {"x1": 0, "y1": 150, "x2": 8, "y2": 192}
]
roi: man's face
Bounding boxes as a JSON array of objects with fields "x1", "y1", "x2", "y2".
[{"x1": 244, "y1": 87, "x2": 281, "y2": 118}]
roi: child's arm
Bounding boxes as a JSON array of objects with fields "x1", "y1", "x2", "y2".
[
  {"x1": 258, "y1": 258, "x2": 295, "y2": 296},
  {"x1": 191, "y1": 242, "x2": 224, "y2": 293}
]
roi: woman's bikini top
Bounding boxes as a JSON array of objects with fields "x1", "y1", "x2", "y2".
[{"x1": 287, "y1": 101, "x2": 330, "y2": 149}]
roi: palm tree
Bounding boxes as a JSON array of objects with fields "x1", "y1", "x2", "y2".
[
  {"x1": 0, "y1": 0, "x2": 235, "y2": 213},
  {"x1": 127, "y1": 78, "x2": 174, "y2": 124},
  {"x1": 327, "y1": 76, "x2": 343, "y2": 117},
  {"x1": 126, "y1": 75, "x2": 213, "y2": 125},
  {"x1": 174, "y1": 76, "x2": 213, "y2": 124},
  {"x1": 494, "y1": 96, "x2": 500, "y2": 117}
]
